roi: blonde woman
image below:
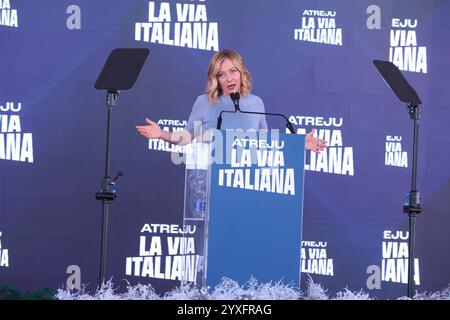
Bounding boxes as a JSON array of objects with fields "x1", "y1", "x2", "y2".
[{"x1": 136, "y1": 49, "x2": 326, "y2": 152}]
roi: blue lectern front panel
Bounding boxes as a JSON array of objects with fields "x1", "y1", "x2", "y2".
[{"x1": 207, "y1": 130, "x2": 306, "y2": 289}]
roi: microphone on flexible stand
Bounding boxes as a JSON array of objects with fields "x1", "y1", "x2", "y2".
[
  {"x1": 216, "y1": 114, "x2": 223, "y2": 130},
  {"x1": 230, "y1": 92, "x2": 241, "y2": 111},
  {"x1": 220, "y1": 92, "x2": 295, "y2": 134},
  {"x1": 216, "y1": 92, "x2": 240, "y2": 129}
]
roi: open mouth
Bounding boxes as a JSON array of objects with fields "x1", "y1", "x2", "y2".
[{"x1": 227, "y1": 84, "x2": 236, "y2": 91}]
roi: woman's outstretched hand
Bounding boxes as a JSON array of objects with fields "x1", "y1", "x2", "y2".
[
  {"x1": 305, "y1": 128, "x2": 327, "y2": 153},
  {"x1": 136, "y1": 118, "x2": 162, "y2": 139}
]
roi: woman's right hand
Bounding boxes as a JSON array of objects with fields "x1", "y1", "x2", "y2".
[{"x1": 136, "y1": 118, "x2": 162, "y2": 139}]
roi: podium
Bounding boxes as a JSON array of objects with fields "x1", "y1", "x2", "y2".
[{"x1": 182, "y1": 129, "x2": 305, "y2": 289}]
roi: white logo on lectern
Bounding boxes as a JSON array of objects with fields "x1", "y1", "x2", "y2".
[
  {"x1": 135, "y1": 1, "x2": 219, "y2": 52},
  {"x1": 288, "y1": 116, "x2": 354, "y2": 176},
  {"x1": 218, "y1": 137, "x2": 296, "y2": 196},
  {"x1": 0, "y1": 0, "x2": 18, "y2": 28}
]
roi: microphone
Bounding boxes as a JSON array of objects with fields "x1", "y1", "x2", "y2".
[
  {"x1": 216, "y1": 115, "x2": 223, "y2": 130},
  {"x1": 216, "y1": 108, "x2": 237, "y2": 130},
  {"x1": 230, "y1": 92, "x2": 240, "y2": 111},
  {"x1": 228, "y1": 93, "x2": 296, "y2": 134},
  {"x1": 217, "y1": 92, "x2": 296, "y2": 133},
  {"x1": 217, "y1": 92, "x2": 240, "y2": 129}
]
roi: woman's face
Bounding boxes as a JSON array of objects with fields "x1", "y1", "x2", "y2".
[{"x1": 217, "y1": 58, "x2": 241, "y2": 96}]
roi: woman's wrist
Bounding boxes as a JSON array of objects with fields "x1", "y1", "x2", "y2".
[{"x1": 159, "y1": 129, "x2": 170, "y2": 141}]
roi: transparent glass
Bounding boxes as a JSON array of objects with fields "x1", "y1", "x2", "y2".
[{"x1": 181, "y1": 140, "x2": 211, "y2": 288}]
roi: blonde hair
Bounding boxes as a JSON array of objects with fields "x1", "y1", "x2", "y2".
[{"x1": 205, "y1": 49, "x2": 252, "y2": 103}]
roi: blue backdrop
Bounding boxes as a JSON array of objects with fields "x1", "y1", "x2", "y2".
[{"x1": 1, "y1": 0, "x2": 449, "y2": 299}]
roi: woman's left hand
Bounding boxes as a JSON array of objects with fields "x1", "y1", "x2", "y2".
[{"x1": 305, "y1": 128, "x2": 327, "y2": 153}]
